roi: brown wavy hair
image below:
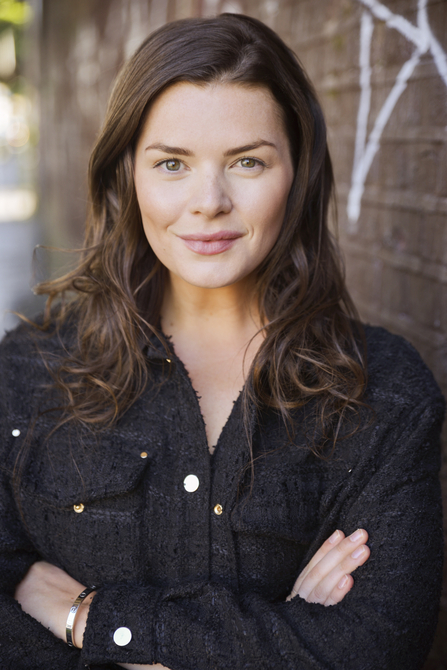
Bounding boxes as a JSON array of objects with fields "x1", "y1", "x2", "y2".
[{"x1": 35, "y1": 13, "x2": 367, "y2": 453}]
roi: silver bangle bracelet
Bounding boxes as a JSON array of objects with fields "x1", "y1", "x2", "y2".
[{"x1": 66, "y1": 586, "x2": 97, "y2": 648}]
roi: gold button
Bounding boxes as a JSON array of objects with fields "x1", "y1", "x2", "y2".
[
  {"x1": 213, "y1": 504, "x2": 223, "y2": 515},
  {"x1": 166, "y1": 358, "x2": 172, "y2": 363},
  {"x1": 140, "y1": 451, "x2": 148, "y2": 459},
  {"x1": 73, "y1": 503, "x2": 84, "y2": 513}
]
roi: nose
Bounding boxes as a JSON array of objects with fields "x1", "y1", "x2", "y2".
[{"x1": 188, "y1": 169, "x2": 232, "y2": 220}]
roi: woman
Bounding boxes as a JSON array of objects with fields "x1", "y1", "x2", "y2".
[{"x1": 0, "y1": 13, "x2": 444, "y2": 670}]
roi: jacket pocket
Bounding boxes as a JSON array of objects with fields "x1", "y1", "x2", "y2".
[{"x1": 18, "y1": 442, "x2": 151, "y2": 585}]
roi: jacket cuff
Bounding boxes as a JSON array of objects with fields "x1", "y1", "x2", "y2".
[{"x1": 81, "y1": 583, "x2": 161, "y2": 666}]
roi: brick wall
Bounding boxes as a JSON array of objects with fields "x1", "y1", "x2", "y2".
[
  {"x1": 270, "y1": 2, "x2": 446, "y2": 665},
  {"x1": 36, "y1": 0, "x2": 447, "y2": 665}
]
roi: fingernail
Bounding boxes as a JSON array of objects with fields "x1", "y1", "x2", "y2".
[
  {"x1": 351, "y1": 546, "x2": 365, "y2": 559},
  {"x1": 329, "y1": 530, "x2": 341, "y2": 544},
  {"x1": 338, "y1": 575, "x2": 349, "y2": 589},
  {"x1": 350, "y1": 529, "x2": 364, "y2": 542}
]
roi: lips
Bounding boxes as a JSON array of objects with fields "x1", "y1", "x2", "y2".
[{"x1": 178, "y1": 230, "x2": 243, "y2": 256}]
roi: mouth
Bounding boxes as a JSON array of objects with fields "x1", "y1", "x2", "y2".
[{"x1": 178, "y1": 230, "x2": 243, "y2": 255}]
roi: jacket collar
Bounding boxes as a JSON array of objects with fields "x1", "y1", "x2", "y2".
[{"x1": 144, "y1": 329, "x2": 173, "y2": 362}]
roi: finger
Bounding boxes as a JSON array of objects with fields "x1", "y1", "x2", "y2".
[
  {"x1": 323, "y1": 573, "x2": 354, "y2": 607},
  {"x1": 286, "y1": 529, "x2": 345, "y2": 600},
  {"x1": 297, "y1": 528, "x2": 369, "y2": 601},
  {"x1": 305, "y1": 541, "x2": 370, "y2": 605}
]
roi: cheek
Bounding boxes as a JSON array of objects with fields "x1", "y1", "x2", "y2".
[
  {"x1": 135, "y1": 182, "x2": 183, "y2": 247},
  {"x1": 243, "y1": 178, "x2": 291, "y2": 250}
]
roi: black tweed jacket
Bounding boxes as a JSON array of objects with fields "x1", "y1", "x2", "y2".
[{"x1": 0, "y1": 319, "x2": 444, "y2": 670}]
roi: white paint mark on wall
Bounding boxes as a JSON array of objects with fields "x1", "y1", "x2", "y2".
[
  {"x1": 349, "y1": 10, "x2": 373, "y2": 224},
  {"x1": 348, "y1": 0, "x2": 447, "y2": 226}
]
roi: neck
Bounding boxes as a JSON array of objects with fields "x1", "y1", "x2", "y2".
[{"x1": 160, "y1": 273, "x2": 261, "y2": 342}]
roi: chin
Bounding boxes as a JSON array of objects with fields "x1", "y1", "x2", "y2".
[
  {"x1": 185, "y1": 278, "x2": 240, "y2": 290},
  {"x1": 175, "y1": 267, "x2": 248, "y2": 290}
]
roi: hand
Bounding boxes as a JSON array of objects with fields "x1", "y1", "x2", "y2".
[
  {"x1": 15, "y1": 562, "x2": 170, "y2": 666},
  {"x1": 14, "y1": 561, "x2": 93, "y2": 648},
  {"x1": 287, "y1": 528, "x2": 370, "y2": 606}
]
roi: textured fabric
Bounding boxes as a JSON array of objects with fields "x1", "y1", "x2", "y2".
[{"x1": 0, "y1": 318, "x2": 444, "y2": 670}]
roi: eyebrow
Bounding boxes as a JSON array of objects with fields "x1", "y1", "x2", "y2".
[{"x1": 144, "y1": 140, "x2": 277, "y2": 157}]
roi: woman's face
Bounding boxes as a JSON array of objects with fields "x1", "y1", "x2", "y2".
[{"x1": 134, "y1": 82, "x2": 295, "y2": 291}]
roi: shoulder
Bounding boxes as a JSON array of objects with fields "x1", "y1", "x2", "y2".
[
  {"x1": 0, "y1": 311, "x2": 76, "y2": 398},
  {"x1": 363, "y1": 324, "x2": 445, "y2": 416},
  {"x1": 332, "y1": 326, "x2": 445, "y2": 477},
  {"x1": 1, "y1": 315, "x2": 55, "y2": 369},
  {"x1": 0, "y1": 313, "x2": 78, "y2": 465},
  {"x1": 0, "y1": 309, "x2": 76, "y2": 357},
  {"x1": 0, "y1": 317, "x2": 44, "y2": 377}
]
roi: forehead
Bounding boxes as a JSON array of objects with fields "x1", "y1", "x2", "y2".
[{"x1": 138, "y1": 81, "x2": 288, "y2": 145}]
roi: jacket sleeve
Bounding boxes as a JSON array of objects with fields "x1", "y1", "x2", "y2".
[
  {"x1": 0, "y1": 442, "x2": 122, "y2": 670},
  {"x1": 81, "y1": 396, "x2": 444, "y2": 670},
  {"x1": 0, "y1": 326, "x2": 126, "y2": 670},
  {"x1": 0, "y1": 464, "x2": 85, "y2": 670}
]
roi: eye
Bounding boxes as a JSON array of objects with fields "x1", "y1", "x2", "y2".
[
  {"x1": 237, "y1": 157, "x2": 265, "y2": 169},
  {"x1": 164, "y1": 159, "x2": 182, "y2": 171},
  {"x1": 155, "y1": 158, "x2": 183, "y2": 172}
]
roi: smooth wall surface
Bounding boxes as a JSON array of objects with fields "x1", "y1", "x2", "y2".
[{"x1": 6, "y1": 0, "x2": 447, "y2": 666}]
